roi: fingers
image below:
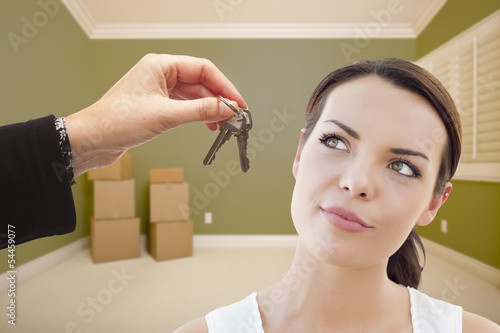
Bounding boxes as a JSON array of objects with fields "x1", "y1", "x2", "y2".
[
  {"x1": 166, "y1": 82, "x2": 240, "y2": 132},
  {"x1": 170, "y1": 82, "x2": 216, "y2": 100},
  {"x1": 204, "y1": 122, "x2": 219, "y2": 132},
  {"x1": 163, "y1": 97, "x2": 238, "y2": 130},
  {"x1": 157, "y1": 54, "x2": 247, "y2": 108},
  {"x1": 139, "y1": 54, "x2": 246, "y2": 132}
]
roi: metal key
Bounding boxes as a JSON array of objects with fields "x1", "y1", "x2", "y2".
[
  {"x1": 236, "y1": 110, "x2": 252, "y2": 172},
  {"x1": 203, "y1": 96, "x2": 253, "y2": 172},
  {"x1": 203, "y1": 122, "x2": 233, "y2": 166}
]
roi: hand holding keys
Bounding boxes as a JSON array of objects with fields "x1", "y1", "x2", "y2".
[{"x1": 203, "y1": 96, "x2": 253, "y2": 172}]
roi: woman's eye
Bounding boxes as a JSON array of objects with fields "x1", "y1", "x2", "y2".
[
  {"x1": 390, "y1": 161, "x2": 416, "y2": 177},
  {"x1": 321, "y1": 136, "x2": 348, "y2": 151}
]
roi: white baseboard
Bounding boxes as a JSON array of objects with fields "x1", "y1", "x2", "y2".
[
  {"x1": 0, "y1": 235, "x2": 297, "y2": 293},
  {"x1": 421, "y1": 237, "x2": 500, "y2": 289},
  {"x1": 142, "y1": 234, "x2": 299, "y2": 249},
  {"x1": 193, "y1": 235, "x2": 299, "y2": 248},
  {"x1": 2, "y1": 235, "x2": 497, "y2": 293},
  {"x1": 0, "y1": 237, "x2": 89, "y2": 293}
]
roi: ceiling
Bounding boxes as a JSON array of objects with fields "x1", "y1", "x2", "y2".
[{"x1": 63, "y1": 0, "x2": 447, "y2": 39}]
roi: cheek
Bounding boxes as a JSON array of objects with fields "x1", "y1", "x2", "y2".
[
  {"x1": 291, "y1": 147, "x2": 328, "y2": 226},
  {"x1": 379, "y1": 182, "x2": 419, "y2": 225},
  {"x1": 374, "y1": 182, "x2": 432, "y2": 254},
  {"x1": 383, "y1": 175, "x2": 434, "y2": 221},
  {"x1": 293, "y1": 146, "x2": 331, "y2": 197}
]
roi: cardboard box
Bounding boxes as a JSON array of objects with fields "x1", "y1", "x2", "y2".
[
  {"x1": 90, "y1": 216, "x2": 140, "y2": 263},
  {"x1": 88, "y1": 152, "x2": 132, "y2": 180},
  {"x1": 94, "y1": 179, "x2": 135, "y2": 219},
  {"x1": 148, "y1": 220, "x2": 193, "y2": 261},
  {"x1": 150, "y1": 168, "x2": 183, "y2": 183},
  {"x1": 150, "y1": 182, "x2": 189, "y2": 222}
]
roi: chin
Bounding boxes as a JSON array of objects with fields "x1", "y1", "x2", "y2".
[{"x1": 298, "y1": 227, "x2": 374, "y2": 269}]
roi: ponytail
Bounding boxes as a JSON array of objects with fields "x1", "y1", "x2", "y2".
[{"x1": 387, "y1": 229, "x2": 425, "y2": 289}]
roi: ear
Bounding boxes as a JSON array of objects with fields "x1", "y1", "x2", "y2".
[
  {"x1": 292, "y1": 128, "x2": 307, "y2": 179},
  {"x1": 416, "y1": 182, "x2": 452, "y2": 227}
]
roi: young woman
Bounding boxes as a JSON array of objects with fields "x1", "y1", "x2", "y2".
[{"x1": 176, "y1": 58, "x2": 500, "y2": 332}]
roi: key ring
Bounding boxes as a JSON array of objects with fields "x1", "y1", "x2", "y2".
[{"x1": 218, "y1": 95, "x2": 240, "y2": 115}]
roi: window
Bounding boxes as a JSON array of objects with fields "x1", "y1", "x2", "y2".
[{"x1": 416, "y1": 10, "x2": 500, "y2": 182}]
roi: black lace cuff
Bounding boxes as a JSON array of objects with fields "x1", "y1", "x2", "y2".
[{"x1": 54, "y1": 117, "x2": 76, "y2": 185}]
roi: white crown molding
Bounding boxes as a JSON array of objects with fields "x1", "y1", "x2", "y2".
[
  {"x1": 63, "y1": 0, "x2": 419, "y2": 39},
  {"x1": 63, "y1": 0, "x2": 96, "y2": 38},
  {"x1": 89, "y1": 23, "x2": 416, "y2": 39},
  {"x1": 411, "y1": 0, "x2": 447, "y2": 36}
]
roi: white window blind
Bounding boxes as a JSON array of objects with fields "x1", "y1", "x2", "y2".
[{"x1": 416, "y1": 10, "x2": 500, "y2": 182}]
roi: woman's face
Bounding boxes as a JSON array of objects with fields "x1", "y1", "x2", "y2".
[{"x1": 291, "y1": 75, "x2": 450, "y2": 269}]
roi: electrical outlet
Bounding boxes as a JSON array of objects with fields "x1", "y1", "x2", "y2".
[
  {"x1": 441, "y1": 219, "x2": 448, "y2": 234},
  {"x1": 204, "y1": 212, "x2": 212, "y2": 224}
]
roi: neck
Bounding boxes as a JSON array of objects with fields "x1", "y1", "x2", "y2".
[{"x1": 260, "y1": 240, "x2": 406, "y2": 331}]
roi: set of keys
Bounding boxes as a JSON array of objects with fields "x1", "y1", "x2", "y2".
[{"x1": 203, "y1": 96, "x2": 253, "y2": 172}]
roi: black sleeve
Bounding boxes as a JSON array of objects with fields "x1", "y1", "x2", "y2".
[{"x1": 0, "y1": 115, "x2": 76, "y2": 249}]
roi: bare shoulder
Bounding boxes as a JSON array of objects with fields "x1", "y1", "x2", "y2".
[
  {"x1": 462, "y1": 310, "x2": 500, "y2": 332},
  {"x1": 173, "y1": 317, "x2": 209, "y2": 333}
]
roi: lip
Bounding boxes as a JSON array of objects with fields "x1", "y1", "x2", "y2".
[{"x1": 320, "y1": 206, "x2": 373, "y2": 232}]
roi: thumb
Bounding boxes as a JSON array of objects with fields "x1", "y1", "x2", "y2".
[{"x1": 165, "y1": 97, "x2": 238, "y2": 128}]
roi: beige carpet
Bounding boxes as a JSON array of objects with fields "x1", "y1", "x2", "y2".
[{"x1": 1, "y1": 246, "x2": 499, "y2": 332}]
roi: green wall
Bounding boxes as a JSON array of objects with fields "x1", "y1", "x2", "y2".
[
  {"x1": 0, "y1": 0, "x2": 95, "y2": 273},
  {"x1": 0, "y1": 1, "x2": 415, "y2": 274},
  {"x1": 1, "y1": 0, "x2": 499, "y2": 274},
  {"x1": 417, "y1": 0, "x2": 500, "y2": 58},
  {"x1": 88, "y1": 38, "x2": 415, "y2": 238},
  {"x1": 415, "y1": 0, "x2": 500, "y2": 269},
  {"x1": 417, "y1": 181, "x2": 500, "y2": 268}
]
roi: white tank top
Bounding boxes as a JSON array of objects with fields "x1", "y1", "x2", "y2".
[{"x1": 205, "y1": 287, "x2": 463, "y2": 332}]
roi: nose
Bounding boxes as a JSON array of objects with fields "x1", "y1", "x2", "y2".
[{"x1": 338, "y1": 156, "x2": 375, "y2": 200}]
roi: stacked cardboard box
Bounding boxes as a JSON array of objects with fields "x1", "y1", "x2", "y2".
[
  {"x1": 149, "y1": 168, "x2": 193, "y2": 261},
  {"x1": 89, "y1": 152, "x2": 140, "y2": 263}
]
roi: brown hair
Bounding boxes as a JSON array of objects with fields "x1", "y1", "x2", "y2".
[{"x1": 301, "y1": 58, "x2": 462, "y2": 288}]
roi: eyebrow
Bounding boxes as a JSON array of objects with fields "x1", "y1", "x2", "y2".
[
  {"x1": 324, "y1": 119, "x2": 430, "y2": 162},
  {"x1": 390, "y1": 148, "x2": 430, "y2": 161},
  {"x1": 324, "y1": 120, "x2": 360, "y2": 140}
]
